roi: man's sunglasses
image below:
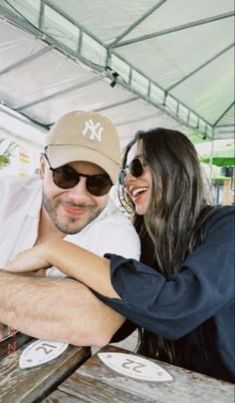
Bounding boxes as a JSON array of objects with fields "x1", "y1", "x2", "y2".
[
  {"x1": 43, "y1": 153, "x2": 112, "y2": 196},
  {"x1": 119, "y1": 158, "x2": 145, "y2": 185}
]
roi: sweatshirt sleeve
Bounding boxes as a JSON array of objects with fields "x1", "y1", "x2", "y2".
[{"x1": 95, "y1": 206, "x2": 234, "y2": 340}]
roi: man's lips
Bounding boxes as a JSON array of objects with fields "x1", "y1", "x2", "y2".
[{"x1": 62, "y1": 205, "x2": 88, "y2": 217}]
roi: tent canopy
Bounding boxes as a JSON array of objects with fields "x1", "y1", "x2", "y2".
[{"x1": 0, "y1": 0, "x2": 234, "y2": 148}]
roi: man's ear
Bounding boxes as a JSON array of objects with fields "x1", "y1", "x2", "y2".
[{"x1": 39, "y1": 153, "x2": 45, "y2": 178}]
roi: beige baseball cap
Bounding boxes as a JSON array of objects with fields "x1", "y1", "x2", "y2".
[{"x1": 45, "y1": 110, "x2": 121, "y2": 184}]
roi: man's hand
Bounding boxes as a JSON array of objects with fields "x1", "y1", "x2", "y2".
[{"x1": 5, "y1": 243, "x2": 51, "y2": 273}]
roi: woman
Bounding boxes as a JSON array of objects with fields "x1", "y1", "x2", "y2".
[{"x1": 7, "y1": 128, "x2": 234, "y2": 383}]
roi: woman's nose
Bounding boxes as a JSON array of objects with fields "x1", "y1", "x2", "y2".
[{"x1": 125, "y1": 170, "x2": 137, "y2": 185}]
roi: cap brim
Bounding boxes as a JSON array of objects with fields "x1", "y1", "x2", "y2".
[{"x1": 47, "y1": 145, "x2": 120, "y2": 184}]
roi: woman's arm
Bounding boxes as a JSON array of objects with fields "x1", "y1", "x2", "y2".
[
  {"x1": 6, "y1": 240, "x2": 120, "y2": 299},
  {"x1": 95, "y1": 206, "x2": 235, "y2": 339}
]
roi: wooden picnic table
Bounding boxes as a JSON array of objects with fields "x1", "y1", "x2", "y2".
[
  {"x1": 0, "y1": 332, "x2": 32, "y2": 360},
  {"x1": 0, "y1": 333, "x2": 90, "y2": 403},
  {"x1": 0, "y1": 337, "x2": 233, "y2": 403},
  {"x1": 43, "y1": 344, "x2": 234, "y2": 403}
]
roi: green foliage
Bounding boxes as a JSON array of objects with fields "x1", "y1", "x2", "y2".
[
  {"x1": 0, "y1": 138, "x2": 17, "y2": 169},
  {"x1": 0, "y1": 154, "x2": 10, "y2": 167}
]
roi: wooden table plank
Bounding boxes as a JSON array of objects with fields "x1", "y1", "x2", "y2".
[
  {"x1": 0, "y1": 339, "x2": 90, "y2": 403},
  {"x1": 58, "y1": 372, "x2": 153, "y2": 402},
  {"x1": 0, "y1": 332, "x2": 32, "y2": 360},
  {"x1": 43, "y1": 389, "x2": 86, "y2": 402},
  {"x1": 55, "y1": 345, "x2": 234, "y2": 403}
]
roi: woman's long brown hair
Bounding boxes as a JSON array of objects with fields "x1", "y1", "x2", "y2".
[{"x1": 118, "y1": 128, "x2": 215, "y2": 363}]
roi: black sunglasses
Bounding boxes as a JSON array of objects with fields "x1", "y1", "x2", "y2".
[
  {"x1": 43, "y1": 153, "x2": 112, "y2": 196},
  {"x1": 119, "y1": 158, "x2": 145, "y2": 185}
]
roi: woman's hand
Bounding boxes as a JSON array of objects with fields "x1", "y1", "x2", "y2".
[{"x1": 5, "y1": 243, "x2": 52, "y2": 273}]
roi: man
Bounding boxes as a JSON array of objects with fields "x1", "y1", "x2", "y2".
[{"x1": 0, "y1": 110, "x2": 140, "y2": 344}]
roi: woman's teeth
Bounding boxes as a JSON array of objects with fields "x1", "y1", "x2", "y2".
[{"x1": 132, "y1": 187, "x2": 147, "y2": 197}]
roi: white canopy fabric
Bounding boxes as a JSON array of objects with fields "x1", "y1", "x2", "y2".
[{"x1": 0, "y1": 0, "x2": 234, "y2": 149}]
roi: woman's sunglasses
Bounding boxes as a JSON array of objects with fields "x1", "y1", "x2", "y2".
[
  {"x1": 43, "y1": 153, "x2": 112, "y2": 196},
  {"x1": 119, "y1": 158, "x2": 145, "y2": 185}
]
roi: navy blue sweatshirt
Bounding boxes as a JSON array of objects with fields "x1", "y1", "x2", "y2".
[{"x1": 96, "y1": 206, "x2": 235, "y2": 382}]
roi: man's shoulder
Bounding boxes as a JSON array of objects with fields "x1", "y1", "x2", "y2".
[
  {"x1": 67, "y1": 198, "x2": 140, "y2": 259},
  {"x1": 0, "y1": 175, "x2": 41, "y2": 202},
  {"x1": 102, "y1": 198, "x2": 128, "y2": 219},
  {"x1": 99, "y1": 199, "x2": 140, "y2": 247},
  {"x1": 101, "y1": 199, "x2": 134, "y2": 227},
  {"x1": 1, "y1": 175, "x2": 39, "y2": 189}
]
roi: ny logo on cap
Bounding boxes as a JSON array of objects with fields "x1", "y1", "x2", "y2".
[{"x1": 82, "y1": 119, "x2": 103, "y2": 142}]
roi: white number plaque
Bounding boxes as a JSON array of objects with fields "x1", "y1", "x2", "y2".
[
  {"x1": 19, "y1": 340, "x2": 68, "y2": 369},
  {"x1": 98, "y1": 352, "x2": 173, "y2": 382}
]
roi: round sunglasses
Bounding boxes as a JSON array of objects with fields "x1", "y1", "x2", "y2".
[
  {"x1": 119, "y1": 158, "x2": 145, "y2": 185},
  {"x1": 43, "y1": 153, "x2": 112, "y2": 196}
]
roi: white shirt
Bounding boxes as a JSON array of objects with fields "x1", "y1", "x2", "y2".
[{"x1": 0, "y1": 176, "x2": 140, "y2": 276}]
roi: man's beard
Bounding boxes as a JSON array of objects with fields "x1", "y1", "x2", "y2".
[{"x1": 42, "y1": 193, "x2": 102, "y2": 235}]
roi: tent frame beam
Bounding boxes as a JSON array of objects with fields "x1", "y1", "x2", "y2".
[
  {"x1": 217, "y1": 124, "x2": 235, "y2": 128},
  {"x1": 95, "y1": 96, "x2": 139, "y2": 113},
  {"x1": 166, "y1": 43, "x2": 234, "y2": 91},
  {"x1": 212, "y1": 101, "x2": 235, "y2": 127},
  {"x1": 16, "y1": 75, "x2": 104, "y2": 111},
  {"x1": 108, "y1": 0, "x2": 167, "y2": 47},
  {"x1": 110, "y1": 12, "x2": 234, "y2": 48},
  {"x1": 1, "y1": 1, "x2": 233, "y2": 140},
  {"x1": 0, "y1": 45, "x2": 52, "y2": 76}
]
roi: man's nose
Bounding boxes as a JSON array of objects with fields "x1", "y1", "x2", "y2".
[{"x1": 66, "y1": 177, "x2": 90, "y2": 199}]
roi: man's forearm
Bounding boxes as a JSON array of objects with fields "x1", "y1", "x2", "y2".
[{"x1": 0, "y1": 271, "x2": 125, "y2": 346}]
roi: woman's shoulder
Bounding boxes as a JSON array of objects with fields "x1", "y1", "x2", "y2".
[
  {"x1": 204, "y1": 204, "x2": 234, "y2": 236},
  {"x1": 209, "y1": 204, "x2": 234, "y2": 221}
]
